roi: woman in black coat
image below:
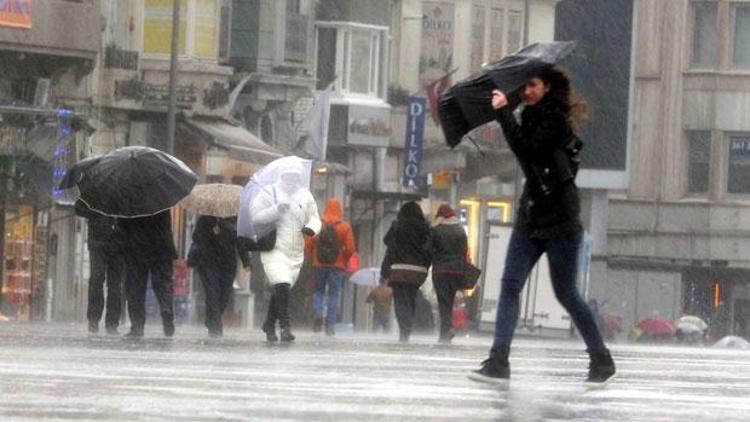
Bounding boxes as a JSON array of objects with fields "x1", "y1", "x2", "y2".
[
  {"x1": 381, "y1": 201, "x2": 432, "y2": 343},
  {"x1": 469, "y1": 67, "x2": 615, "y2": 386},
  {"x1": 189, "y1": 216, "x2": 250, "y2": 337},
  {"x1": 431, "y1": 204, "x2": 468, "y2": 344}
]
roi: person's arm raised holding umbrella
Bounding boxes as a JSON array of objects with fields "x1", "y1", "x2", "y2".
[{"x1": 468, "y1": 67, "x2": 616, "y2": 388}]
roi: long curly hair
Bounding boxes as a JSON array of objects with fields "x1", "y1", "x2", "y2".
[{"x1": 537, "y1": 67, "x2": 587, "y2": 134}]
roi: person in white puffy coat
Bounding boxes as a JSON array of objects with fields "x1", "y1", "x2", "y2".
[{"x1": 249, "y1": 164, "x2": 321, "y2": 342}]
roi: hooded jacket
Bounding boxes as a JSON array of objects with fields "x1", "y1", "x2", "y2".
[
  {"x1": 496, "y1": 95, "x2": 583, "y2": 238},
  {"x1": 305, "y1": 198, "x2": 355, "y2": 270},
  {"x1": 381, "y1": 202, "x2": 433, "y2": 284},
  {"x1": 431, "y1": 216, "x2": 468, "y2": 275}
]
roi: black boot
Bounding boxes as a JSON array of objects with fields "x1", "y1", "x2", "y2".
[
  {"x1": 467, "y1": 346, "x2": 510, "y2": 384},
  {"x1": 325, "y1": 323, "x2": 335, "y2": 336},
  {"x1": 162, "y1": 313, "x2": 175, "y2": 338},
  {"x1": 263, "y1": 321, "x2": 279, "y2": 342},
  {"x1": 586, "y1": 349, "x2": 616, "y2": 385},
  {"x1": 280, "y1": 327, "x2": 295, "y2": 343}
]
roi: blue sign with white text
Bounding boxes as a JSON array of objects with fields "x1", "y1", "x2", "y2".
[{"x1": 403, "y1": 96, "x2": 426, "y2": 187}]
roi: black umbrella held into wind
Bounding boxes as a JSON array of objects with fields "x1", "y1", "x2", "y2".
[
  {"x1": 438, "y1": 41, "x2": 577, "y2": 148},
  {"x1": 70, "y1": 146, "x2": 198, "y2": 218}
]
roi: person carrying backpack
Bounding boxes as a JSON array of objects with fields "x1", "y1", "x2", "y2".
[{"x1": 306, "y1": 198, "x2": 355, "y2": 335}]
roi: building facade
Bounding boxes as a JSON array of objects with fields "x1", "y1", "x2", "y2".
[
  {"x1": 0, "y1": 0, "x2": 101, "y2": 321},
  {"x1": 592, "y1": 0, "x2": 750, "y2": 340}
]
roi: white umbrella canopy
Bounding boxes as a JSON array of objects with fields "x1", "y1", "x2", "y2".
[
  {"x1": 349, "y1": 267, "x2": 381, "y2": 287},
  {"x1": 237, "y1": 155, "x2": 312, "y2": 240},
  {"x1": 181, "y1": 183, "x2": 243, "y2": 217}
]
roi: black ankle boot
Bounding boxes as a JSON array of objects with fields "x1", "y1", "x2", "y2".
[
  {"x1": 586, "y1": 349, "x2": 616, "y2": 384},
  {"x1": 467, "y1": 346, "x2": 510, "y2": 384},
  {"x1": 263, "y1": 322, "x2": 278, "y2": 342},
  {"x1": 280, "y1": 327, "x2": 295, "y2": 343},
  {"x1": 312, "y1": 317, "x2": 323, "y2": 333}
]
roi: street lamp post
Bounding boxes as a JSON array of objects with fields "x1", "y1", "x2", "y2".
[{"x1": 166, "y1": 0, "x2": 180, "y2": 155}]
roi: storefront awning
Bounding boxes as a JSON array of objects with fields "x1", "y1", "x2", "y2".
[{"x1": 182, "y1": 118, "x2": 284, "y2": 165}]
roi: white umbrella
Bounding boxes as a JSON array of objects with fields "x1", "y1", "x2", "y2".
[
  {"x1": 712, "y1": 336, "x2": 750, "y2": 349},
  {"x1": 349, "y1": 267, "x2": 380, "y2": 287},
  {"x1": 237, "y1": 155, "x2": 312, "y2": 240}
]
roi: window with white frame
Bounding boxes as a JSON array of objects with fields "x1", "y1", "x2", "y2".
[
  {"x1": 143, "y1": 0, "x2": 218, "y2": 59},
  {"x1": 690, "y1": 1, "x2": 719, "y2": 68},
  {"x1": 733, "y1": 3, "x2": 750, "y2": 68},
  {"x1": 686, "y1": 131, "x2": 711, "y2": 194},
  {"x1": 728, "y1": 135, "x2": 750, "y2": 194},
  {"x1": 316, "y1": 24, "x2": 388, "y2": 98}
]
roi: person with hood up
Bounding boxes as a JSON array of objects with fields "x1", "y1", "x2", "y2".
[
  {"x1": 189, "y1": 216, "x2": 250, "y2": 338},
  {"x1": 249, "y1": 162, "x2": 321, "y2": 343},
  {"x1": 305, "y1": 198, "x2": 355, "y2": 335},
  {"x1": 468, "y1": 67, "x2": 615, "y2": 386},
  {"x1": 75, "y1": 200, "x2": 125, "y2": 335},
  {"x1": 381, "y1": 201, "x2": 433, "y2": 343},
  {"x1": 431, "y1": 204, "x2": 468, "y2": 344},
  {"x1": 119, "y1": 210, "x2": 177, "y2": 339}
]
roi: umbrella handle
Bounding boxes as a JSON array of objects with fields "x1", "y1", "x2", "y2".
[{"x1": 467, "y1": 135, "x2": 487, "y2": 157}]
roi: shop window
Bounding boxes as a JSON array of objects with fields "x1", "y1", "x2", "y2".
[
  {"x1": 143, "y1": 0, "x2": 218, "y2": 59},
  {"x1": 284, "y1": 0, "x2": 311, "y2": 64},
  {"x1": 728, "y1": 135, "x2": 750, "y2": 194},
  {"x1": 690, "y1": 1, "x2": 719, "y2": 68},
  {"x1": 733, "y1": 3, "x2": 750, "y2": 68},
  {"x1": 686, "y1": 131, "x2": 711, "y2": 194}
]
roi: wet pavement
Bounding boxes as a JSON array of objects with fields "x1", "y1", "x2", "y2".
[{"x1": 0, "y1": 323, "x2": 749, "y2": 421}]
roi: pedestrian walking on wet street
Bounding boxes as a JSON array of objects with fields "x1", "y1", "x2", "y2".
[
  {"x1": 76, "y1": 200, "x2": 125, "y2": 336},
  {"x1": 381, "y1": 201, "x2": 433, "y2": 343},
  {"x1": 188, "y1": 215, "x2": 250, "y2": 338},
  {"x1": 468, "y1": 67, "x2": 615, "y2": 386}
]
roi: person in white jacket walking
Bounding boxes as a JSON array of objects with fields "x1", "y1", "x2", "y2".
[{"x1": 250, "y1": 162, "x2": 321, "y2": 342}]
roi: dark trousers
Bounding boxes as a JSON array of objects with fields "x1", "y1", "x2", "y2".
[
  {"x1": 198, "y1": 266, "x2": 234, "y2": 335},
  {"x1": 433, "y1": 273, "x2": 463, "y2": 340},
  {"x1": 265, "y1": 283, "x2": 291, "y2": 330},
  {"x1": 372, "y1": 310, "x2": 391, "y2": 332},
  {"x1": 125, "y1": 258, "x2": 174, "y2": 334},
  {"x1": 392, "y1": 283, "x2": 419, "y2": 339},
  {"x1": 87, "y1": 247, "x2": 124, "y2": 330},
  {"x1": 492, "y1": 227, "x2": 607, "y2": 353}
]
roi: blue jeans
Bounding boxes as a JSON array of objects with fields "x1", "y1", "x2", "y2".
[
  {"x1": 492, "y1": 227, "x2": 607, "y2": 353},
  {"x1": 314, "y1": 268, "x2": 345, "y2": 326}
]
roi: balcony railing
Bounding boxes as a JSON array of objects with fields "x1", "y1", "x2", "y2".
[{"x1": 104, "y1": 46, "x2": 139, "y2": 71}]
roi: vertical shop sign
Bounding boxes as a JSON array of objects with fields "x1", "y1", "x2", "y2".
[
  {"x1": 403, "y1": 96, "x2": 426, "y2": 187},
  {"x1": 420, "y1": 2, "x2": 455, "y2": 87}
]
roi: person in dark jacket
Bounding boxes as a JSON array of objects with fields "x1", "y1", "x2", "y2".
[
  {"x1": 469, "y1": 67, "x2": 615, "y2": 386},
  {"x1": 431, "y1": 204, "x2": 468, "y2": 344},
  {"x1": 75, "y1": 200, "x2": 125, "y2": 335},
  {"x1": 119, "y1": 210, "x2": 177, "y2": 339},
  {"x1": 189, "y1": 216, "x2": 250, "y2": 337},
  {"x1": 381, "y1": 201, "x2": 432, "y2": 343}
]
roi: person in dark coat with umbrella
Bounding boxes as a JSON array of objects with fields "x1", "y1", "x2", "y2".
[
  {"x1": 189, "y1": 216, "x2": 250, "y2": 337},
  {"x1": 468, "y1": 67, "x2": 615, "y2": 386},
  {"x1": 75, "y1": 200, "x2": 125, "y2": 335},
  {"x1": 430, "y1": 204, "x2": 468, "y2": 344},
  {"x1": 381, "y1": 201, "x2": 432, "y2": 343},
  {"x1": 119, "y1": 210, "x2": 178, "y2": 339}
]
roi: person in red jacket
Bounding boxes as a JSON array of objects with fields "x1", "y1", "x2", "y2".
[{"x1": 306, "y1": 198, "x2": 355, "y2": 335}]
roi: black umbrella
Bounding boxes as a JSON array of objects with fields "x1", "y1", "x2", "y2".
[
  {"x1": 439, "y1": 41, "x2": 576, "y2": 147},
  {"x1": 59, "y1": 154, "x2": 102, "y2": 190},
  {"x1": 72, "y1": 146, "x2": 198, "y2": 218}
]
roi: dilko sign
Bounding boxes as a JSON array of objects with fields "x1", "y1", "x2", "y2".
[{"x1": 403, "y1": 96, "x2": 426, "y2": 188}]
